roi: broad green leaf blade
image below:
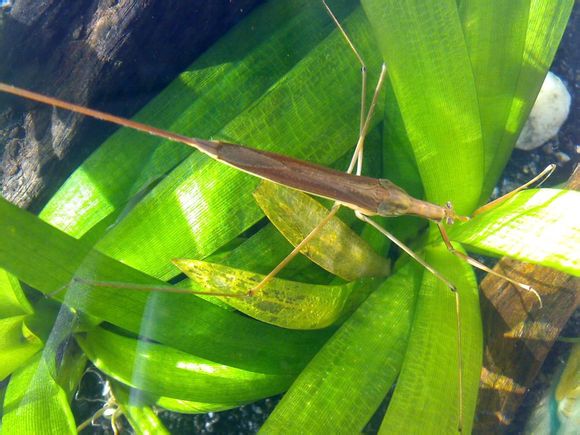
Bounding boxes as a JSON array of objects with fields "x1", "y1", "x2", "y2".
[
  {"x1": 39, "y1": 0, "x2": 358, "y2": 238},
  {"x1": 0, "y1": 196, "x2": 330, "y2": 375},
  {"x1": 35, "y1": 4, "x2": 383, "y2": 284},
  {"x1": 92, "y1": 6, "x2": 382, "y2": 281},
  {"x1": 449, "y1": 189, "x2": 580, "y2": 276},
  {"x1": 361, "y1": 0, "x2": 483, "y2": 214},
  {"x1": 379, "y1": 245, "x2": 482, "y2": 434},
  {"x1": 0, "y1": 316, "x2": 43, "y2": 381},
  {"x1": 482, "y1": 0, "x2": 574, "y2": 199},
  {"x1": 154, "y1": 396, "x2": 243, "y2": 415},
  {"x1": 174, "y1": 259, "x2": 381, "y2": 330},
  {"x1": 77, "y1": 327, "x2": 293, "y2": 404},
  {"x1": 0, "y1": 269, "x2": 33, "y2": 318},
  {"x1": 253, "y1": 181, "x2": 390, "y2": 280},
  {"x1": 0, "y1": 272, "x2": 43, "y2": 381},
  {"x1": 458, "y1": 0, "x2": 530, "y2": 184},
  {"x1": 261, "y1": 262, "x2": 419, "y2": 433},
  {"x1": 1, "y1": 353, "x2": 76, "y2": 434}
]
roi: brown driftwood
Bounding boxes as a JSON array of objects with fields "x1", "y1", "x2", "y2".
[
  {"x1": 0, "y1": 0, "x2": 264, "y2": 211},
  {"x1": 474, "y1": 165, "x2": 580, "y2": 433}
]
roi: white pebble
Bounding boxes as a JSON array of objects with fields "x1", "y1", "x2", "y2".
[
  {"x1": 554, "y1": 151, "x2": 571, "y2": 163},
  {"x1": 516, "y1": 72, "x2": 571, "y2": 151}
]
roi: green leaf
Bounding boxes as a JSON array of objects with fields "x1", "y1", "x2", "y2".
[
  {"x1": 174, "y1": 259, "x2": 381, "y2": 329},
  {"x1": 153, "y1": 396, "x2": 243, "y2": 415},
  {"x1": 481, "y1": 0, "x2": 574, "y2": 199},
  {"x1": 261, "y1": 262, "x2": 419, "y2": 433},
  {"x1": 39, "y1": 2, "x2": 383, "y2": 283},
  {"x1": 1, "y1": 353, "x2": 77, "y2": 434},
  {"x1": 362, "y1": 0, "x2": 484, "y2": 215},
  {"x1": 0, "y1": 271, "x2": 43, "y2": 381},
  {"x1": 0, "y1": 196, "x2": 330, "y2": 375},
  {"x1": 77, "y1": 326, "x2": 293, "y2": 404},
  {"x1": 39, "y1": 0, "x2": 358, "y2": 239},
  {"x1": 357, "y1": 2, "x2": 571, "y2": 431},
  {"x1": 0, "y1": 269, "x2": 33, "y2": 318},
  {"x1": 457, "y1": 0, "x2": 530, "y2": 184},
  {"x1": 0, "y1": 317, "x2": 42, "y2": 382},
  {"x1": 253, "y1": 181, "x2": 390, "y2": 281},
  {"x1": 379, "y1": 246, "x2": 482, "y2": 434},
  {"x1": 449, "y1": 189, "x2": 580, "y2": 275}
]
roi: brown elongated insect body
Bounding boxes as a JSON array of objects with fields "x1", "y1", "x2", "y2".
[
  {"x1": 0, "y1": 82, "x2": 460, "y2": 223},
  {"x1": 212, "y1": 141, "x2": 457, "y2": 221}
]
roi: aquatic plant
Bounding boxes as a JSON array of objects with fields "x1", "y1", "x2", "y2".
[{"x1": 0, "y1": 0, "x2": 576, "y2": 433}]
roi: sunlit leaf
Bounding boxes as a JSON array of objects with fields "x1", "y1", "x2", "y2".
[
  {"x1": 0, "y1": 271, "x2": 42, "y2": 381},
  {"x1": 379, "y1": 246, "x2": 482, "y2": 434},
  {"x1": 362, "y1": 0, "x2": 483, "y2": 214},
  {"x1": 1, "y1": 354, "x2": 76, "y2": 434},
  {"x1": 39, "y1": 0, "x2": 360, "y2": 239},
  {"x1": 253, "y1": 181, "x2": 390, "y2": 281},
  {"x1": 261, "y1": 262, "x2": 419, "y2": 433},
  {"x1": 449, "y1": 189, "x2": 580, "y2": 275},
  {"x1": 39, "y1": 2, "x2": 383, "y2": 282},
  {"x1": 0, "y1": 269, "x2": 33, "y2": 318},
  {"x1": 0, "y1": 317, "x2": 42, "y2": 382},
  {"x1": 0, "y1": 196, "x2": 330, "y2": 375},
  {"x1": 481, "y1": 0, "x2": 574, "y2": 198},
  {"x1": 174, "y1": 259, "x2": 381, "y2": 329},
  {"x1": 77, "y1": 327, "x2": 293, "y2": 404}
]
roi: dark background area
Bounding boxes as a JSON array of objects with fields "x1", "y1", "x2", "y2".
[{"x1": 0, "y1": 0, "x2": 266, "y2": 211}]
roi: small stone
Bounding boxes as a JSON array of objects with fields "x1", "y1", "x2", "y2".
[
  {"x1": 554, "y1": 151, "x2": 571, "y2": 164},
  {"x1": 516, "y1": 72, "x2": 571, "y2": 151}
]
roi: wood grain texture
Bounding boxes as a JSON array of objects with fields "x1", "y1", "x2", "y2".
[
  {"x1": 474, "y1": 165, "x2": 580, "y2": 433},
  {"x1": 0, "y1": 0, "x2": 264, "y2": 210}
]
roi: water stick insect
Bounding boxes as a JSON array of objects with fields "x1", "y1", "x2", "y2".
[
  {"x1": 0, "y1": 2, "x2": 555, "y2": 432},
  {"x1": 0, "y1": 69, "x2": 552, "y2": 435}
]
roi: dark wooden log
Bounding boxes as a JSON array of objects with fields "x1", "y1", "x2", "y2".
[
  {"x1": 474, "y1": 165, "x2": 580, "y2": 433},
  {"x1": 0, "y1": 0, "x2": 264, "y2": 211}
]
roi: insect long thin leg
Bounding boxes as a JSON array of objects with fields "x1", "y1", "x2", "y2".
[
  {"x1": 473, "y1": 164, "x2": 556, "y2": 217},
  {"x1": 322, "y1": 0, "x2": 367, "y2": 135},
  {"x1": 355, "y1": 211, "x2": 464, "y2": 432},
  {"x1": 349, "y1": 63, "x2": 388, "y2": 176},
  {"x1": 249, "y1": 65, "x2": 388, "y2": 296},
  {"x1": 435, "y1": 222, "x2": 543, "y2": 307},
  {"x1": 249, "y1": 4, "x2": 389, "y2": 296},
  {"x1": 57, "y1": 277, "x2": 245, "y2": 299},
  {"x1": 356, "y1": 213, "x2": 457, "y2": 290},
  {"x1": 247, "y1": 202, "x2": 341, "y2": 296}
]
